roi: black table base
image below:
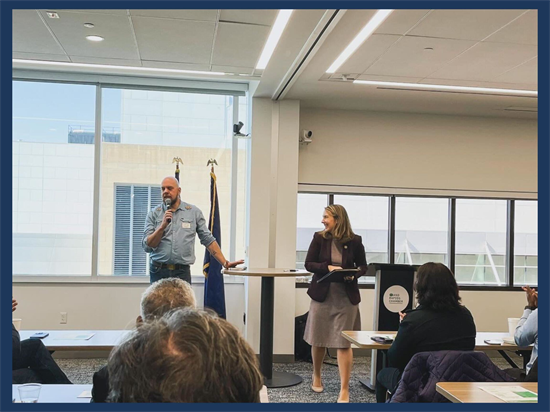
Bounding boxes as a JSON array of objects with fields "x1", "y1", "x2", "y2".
[{"x1": 260, "y1": 276, "x2": 303, "y2": 388}]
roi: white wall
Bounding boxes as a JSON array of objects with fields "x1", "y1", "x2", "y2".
[
  {"x1": 295, "y1": 288, "x2": 527, "y2": 332},
  {"x1": 299, "y1": 109, "x2": 537, "y2": 198},
  {"x1": 12, "y1": 282, "x2": 245, "y2": 334}
]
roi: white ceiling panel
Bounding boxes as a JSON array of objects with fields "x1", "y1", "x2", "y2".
[
  {"x1": 484, "y1": 10, "x2": 537, "y2": 45},
  {"x1": 38, "y1": 10, "x2": 139, "y2": 60},
  {"x1": 408, "y1": 9, "x2": 525, "y2": 41},
  {"x1": 375, "y1": 9, "x2": 431, "y2": 35},
  {"x1": 70, "y1": 56, "x2": 142, "y2": 67},
  {"x1": 337, "y1": 34, "x2": 400, "y2": 74},
  {"x1": 132, "y1": 17, "x2": 215, "y2": 64},
  {"x1": 211, "y1": 65, "x2": 254, "y2": 75},
  {"x1": 212, "y1": 22, "x2": 270, "y2": 67},
  {"x1": 355, "y1": 74, "x2": 424, "y2": 83},
  {"x1": 494, "y1": 58, "x2": 538, "y2": 85},
  {"x1": 219, "y1": 10, "x2": 278, "y2": 26},
  {"x1": 141, "y1": 60, "x2": 211, "y2": 72},
  {"x1": 13, "y1": 10, "x2": 66, "y2": 55},
  {"x1": 420, "y1": 77, "x2": 537, "y2": 90},
  {"x1": 13, "y1": 51, "x2": 70, "y2": 62},
  {"x1": 366, "y1": 36, "x2": 476, "y2": 78},
  {"x1": 63, "y1": 9, "x2": 129, "y2": 15},
  {"x1": 428, "y1": 41, "x2": 537, "y2": 82},
  {"x1": 130, "y1": 10, "x2": 218, "y2": 21}
]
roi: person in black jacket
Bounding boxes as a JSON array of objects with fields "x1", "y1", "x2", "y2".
[
  {"x1": 12, "y1": 299, "x2": 71, "y2": 384},
  {"x1": 375, "y1": 263, "x2": 476, "y2": 402}
]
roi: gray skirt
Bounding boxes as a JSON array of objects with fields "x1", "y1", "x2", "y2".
[{"x1": 303, "y1": 283, "x2": 361, "y2": 349}]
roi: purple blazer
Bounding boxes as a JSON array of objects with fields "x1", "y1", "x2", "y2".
[{"x1": 305, "y1": 232, "x2": 368, "y2": 305}]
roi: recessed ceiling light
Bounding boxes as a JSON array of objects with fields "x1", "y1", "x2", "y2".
[
  {"x1": 326, "y1": 9, "x2": 393, "y2": 74},
  {"x1": 353, "y1": 80, "x2": 538, "y2": 96},
  {"x1": 84, "y1": 23, "x2": 95, "y2": 28},
  {"x1": 86, "y1": 35, "x2": 104, "y2": 42},
  {"x1": 256, "y1": 10, "x2": 293, "y2": 70},
  {"x1": 46, "y1": 11, "x2": 59, "y2": 19},
  {"x1": 12, "y1": 59, "x2": 226, "y2": 76}
]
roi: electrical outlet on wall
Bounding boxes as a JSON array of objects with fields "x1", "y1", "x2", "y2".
[{"x1": 60, "y1": 312, "x2": 67, "y2": 324}]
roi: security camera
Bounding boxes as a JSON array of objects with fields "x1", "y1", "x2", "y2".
[
  {"x1": 300, "y1": 130, "x2": 313, "y2": 144},
  {"x1": 233, "y1": 121, "x2": 250, "y2": 138}
]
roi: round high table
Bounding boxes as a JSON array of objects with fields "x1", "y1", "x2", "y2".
[{"x1": 224, "y1": 268, "x2": 310, "y2": 388}]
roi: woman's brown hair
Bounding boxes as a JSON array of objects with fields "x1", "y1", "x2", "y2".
[{"x1": 320, "y1": 204, "x2": 355, "y2": 243}]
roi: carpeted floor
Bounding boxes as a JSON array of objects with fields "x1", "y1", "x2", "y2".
[{"x1": 55, "y1": 354, "x2": 521, "y2": 403}]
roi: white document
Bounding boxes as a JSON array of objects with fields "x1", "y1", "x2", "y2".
[{"x1": 480, "y1": 386, "x2": 537, "y2": 403}]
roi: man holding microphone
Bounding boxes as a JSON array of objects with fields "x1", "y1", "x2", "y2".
[{"x1": 142, "y1": 176, "x2": 243, "y2": 284}]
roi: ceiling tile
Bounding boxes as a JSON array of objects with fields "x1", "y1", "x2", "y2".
[
  {"x1": 338, "y1": 34, "x2": 400, "y2": 74},
  {"x1": 408, "y1": 9, "x2": 525, "y2": 41},
  {"x1": 13, "y1": 51, "x2": 70, "y2": 62},
  {"x1": 132, "y1": 17, "x2": 215, "y2": 64},
  {"x1": 141, "y1": 60, "x2": 211, "y2": 72},
  {"x1": 421, "y1": 77, "x2": 537, "y2": 90},
  {"x1": 484, "y1": 10, "x2": 537, "y2": 45},
  {"x1": 354, "y1": 74, "x2": 424, "y2": 83},
  {"x1": 375, "y1": 10, "x2": 431, "y2": 35},
  {"x1": 70, "y1": 56, "x2": 142, "y2": 67},
  {"x1": 365, "y1": 36, "x2": 476, "y2": 78},
  {"x1": 212, "y1": 22, "x2": 270, "y2": 67},
  {"x1": 494, "y1": 58, "x2": 537, "y2": 85},
  {"x1": 211, "y1": 65, "x2": 254, "y2": 75},
  {"x1": 37, "y1": 10, "x2": 139, "y2": 60},
  {"x1": 13, "y1": 10, "x2": 66, "y2": 55},
  {"x1": 130, "y1": 10, "x2": 218, "y2": 21},
  {"x1": 62, "y1": 10, "x2": 129, "y2": 15},
  {"x1": 219, "y1": 10, "x2": 278, "y2": 26},
  {"x1": 428, "y1": 42, "x2": 537, "y2": 82}
]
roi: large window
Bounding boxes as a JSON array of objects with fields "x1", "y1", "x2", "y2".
[
  {"x1": 296, "y1": 193, "x2": 537, "y2": 288},
  {"x1": 395, "y1": 197, "x2": 448, "y2": 265},
  {"x1": 334, "y1": 195, "x2": 389, "y2": 264},
  {"x1": 13, "y1": 79, "x2": 248, "y2": 278},
  {"x1": 455, "y1": 199, "x2": 507, "y2": 285},
  {"x1": 13, "y1": 81, "x2": 96, "y2": 276},
  {"x1": 514, "y1": 200, "x2": 537, "y2": 286}
]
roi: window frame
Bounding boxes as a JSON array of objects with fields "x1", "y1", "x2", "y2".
[
  {"x1": 295, "y1": 191, "x2": 537, "y2": 291},
  {"x1": 12, "y1": 73, "x2": 248, "y2": 285}
]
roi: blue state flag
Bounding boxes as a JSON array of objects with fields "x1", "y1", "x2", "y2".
[{"x1": 203, "y1": 171, "x2": 226, "y2": 319}]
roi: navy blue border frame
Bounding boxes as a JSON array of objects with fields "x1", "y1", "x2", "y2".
[{"x1": 1, "y1": 1, "x2": 548, "y2": 412}]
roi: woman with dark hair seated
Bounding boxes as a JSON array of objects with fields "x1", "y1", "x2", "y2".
[{"x1": 375, "y1": 262, "x2": 476, "y2": 403}]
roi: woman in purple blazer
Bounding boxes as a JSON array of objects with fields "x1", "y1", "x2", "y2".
[{"x1": 303, "y1": 204, "x2": 367, "y2": 403}]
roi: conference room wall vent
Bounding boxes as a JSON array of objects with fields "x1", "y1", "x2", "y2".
[{"x1": 114, "y1": 184, "x2": 162, "y2": 276}]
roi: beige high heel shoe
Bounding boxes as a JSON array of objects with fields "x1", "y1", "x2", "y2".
[{"x1": 311, "y1": 374, "x2": 324, "y2": 393}]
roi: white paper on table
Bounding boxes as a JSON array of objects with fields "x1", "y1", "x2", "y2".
[
  {"x1": 480, "y1": 386, "x2": 537, "y2": 403},
  {"x1": 54, "y1": 333, "x2": 95, "y2": 340},
  {"x1": 78, "y1": 391, "x2": 92, "y2": 398}
]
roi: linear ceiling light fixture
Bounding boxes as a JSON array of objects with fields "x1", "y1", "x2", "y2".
[
  {"x1": 326, "y1": 9, "x2": 393, "y2": 74},
  {"x1": 12, "y1": 59, "x2": 225, "y2": 76},
  {"x1": 353, "y1": 80, "x2": 538, "y2": 96},
  {"x1": 256, "y1": 9, "x2": 293, "y2": 70}
]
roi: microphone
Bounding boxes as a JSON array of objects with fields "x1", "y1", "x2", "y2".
[{"x1": 164, "y1": 198, "x2": 172, "y2": 223}]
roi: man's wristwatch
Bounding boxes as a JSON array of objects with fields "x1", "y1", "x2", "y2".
[{"x1": 525, "y1": 305, "x2": 537, "y2": 310}]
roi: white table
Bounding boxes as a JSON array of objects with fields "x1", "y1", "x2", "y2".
[
  {"x1": 19, "y1": 330, "x2": 130, "y2": 351},
  {"x1": 13, "y1": 384, "x2": 92, "y2": 403}
]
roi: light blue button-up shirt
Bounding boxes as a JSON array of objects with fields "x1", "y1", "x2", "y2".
[
  {"x1": 142, "y1": 200, "x2": 216, "y2": 265},
  {"x1": 514, "y1": 308, "x2": 538, "y2": 374}
]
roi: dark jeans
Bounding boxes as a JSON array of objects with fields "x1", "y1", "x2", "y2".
[
  {"x1": 150, "y1": 262, "x2": 191, "y2": 284},
  {"x1": 13, "y1": 339, "x2": 71, "y2": 384},
  {"x1": 376, "y1": 367, "x2": 402, "y2": 403}
]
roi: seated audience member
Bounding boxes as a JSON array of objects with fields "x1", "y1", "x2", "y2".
[
  {"x1": 375, "y1": 263, "x2": 476, "y2": 403},
  {"x1": 505, "y1": 286, "x2": 538, "y2": 381},
  {"x1": 12, "y1": 299, "x2": 71, "y2": 384},
  {"x1": 92, "y1": 278, "x2": 196, "y2": 403},
  {"x1": 108, "y1": 308, "x2": 263, "y2": 403}
]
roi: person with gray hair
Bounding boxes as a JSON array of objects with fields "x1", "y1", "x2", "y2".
[
  {"x1": 91, "y1": 278, "x2": 196, "y2": 403},
  {"x1": 107, "y1": 308, "x2": 263, "y2": 403}
]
